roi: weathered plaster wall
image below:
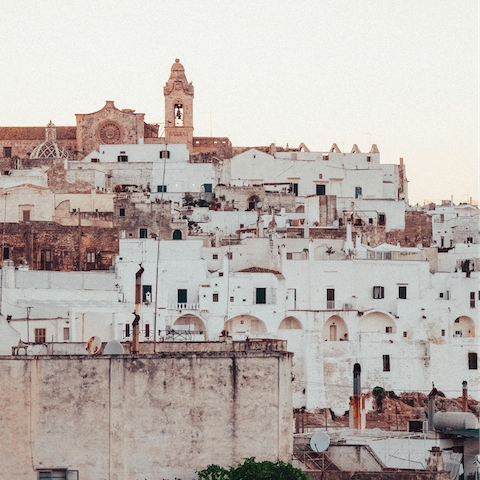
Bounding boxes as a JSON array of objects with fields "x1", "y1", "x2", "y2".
[{"x1": 0, "y1": 348, "x2": 292, "y2": 479}]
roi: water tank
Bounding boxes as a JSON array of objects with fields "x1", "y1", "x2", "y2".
[{"x1": 433, "y1": 412, "x2": 478, "y2": 431}]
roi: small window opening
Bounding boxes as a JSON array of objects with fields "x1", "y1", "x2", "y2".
[
  {"x1": 468, "y1": 352, "x2": 478, "y2": 370},
  {"x1": 383, "y1": 354, "x2": 390, "y2": 372}
]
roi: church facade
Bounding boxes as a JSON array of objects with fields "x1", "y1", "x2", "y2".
[{"x1": 0, "y1": 59, "x2": 231, "y2": 162}]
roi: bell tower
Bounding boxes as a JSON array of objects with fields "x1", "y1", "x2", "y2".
[{"x1": 164, "y1": 59, "x2": 194, "y2": 152}]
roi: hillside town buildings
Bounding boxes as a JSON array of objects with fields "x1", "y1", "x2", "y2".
[{"x1": 0, "y1": 58, "x2": 478, "y2": 479}]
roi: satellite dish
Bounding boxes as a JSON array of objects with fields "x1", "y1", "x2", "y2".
[
  {"x1": 86, "y1": 336, "x2": 102, "y2": 354},
  {"x1": 103, "y1": 340, "x2": 124, "y2": 355},
  {"x1": 257, "y1": 202, "x2": 263, "y2": 208},
  {"x1": 310, "y1": 432, "x2": 330, "y2": 453}
]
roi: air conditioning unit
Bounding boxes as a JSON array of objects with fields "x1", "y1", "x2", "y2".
[{"x1": 344, "y1": 303, "x2": 352, "y2": 310}]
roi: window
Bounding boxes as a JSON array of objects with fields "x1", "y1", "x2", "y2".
[
  {"x1": 256, "y1": 287, "x2": 266, "y2": 304},
  {"x1": 145, "y1": 324, "x2": 150, "y2": 338},
  {"x1": 366, "y1": 156, "x2": 371, "y2": 162},
  {"x1": 86, "y1": 251, "x2": 96, "y2": 270},
  {"x1": 369, "y1": 218, "x2": 373, "y2": 224},
  {"x1": 467, "y1": 237, "x2": 473, "y2": 244},
  {"x1": 139, "y1": 228, "x2": 148, "y2": 239},
  {"x1": 125, "y1": 323, "x2": 130, "y2": 337},
  {"x1": 160, "y1": 150, "x2": 170, "y2": 159},
  {"x1": 204, "y1": 183, "x2": 212, "y2": 193},
  {"x1": 172, "y1": 229, "x2": 182, "y2": 240},
  {"x1": 178, "y1": 289, "x2": 187, "y2": 304},
  {"x1": 470, "y1": 292, "x2": 475, "y2": 308},
  {"x1": 63, "y1": 327, "x2": 70, "y2": 341},
  {"x1": 468, "y1": 352, "x2": 478, "y2": 370},
  {"x1": 157, "y1": 185, "x2": 167, "y2": 192},
  {"x1": 4, "y1": 146, "x2": 12, "y2": 158},
  {"x1": 3, "y1": 247, "x2": 9, "y2": 260},
  {"x1": 91, "y1": 158, "x2": 99, "y2": 162},
  {"x1": 142, "y1": 285, "x2": 152, "y2": 303},
  {"x1": 34, "y1": 328, "x2": 46, "y2": 344},
  {"x1": 174, "y1": 103, "x2": 184, "y2": 126},
  {"x1": 403, "y1": 331, "x2": 407, "y2": 338},
  {"x1": 378, "y1": 214, "x2": 386, "y2": 226},
  {"x1": 119, "y1": 208, "x2": 125, "y2": 217},
  {"x1": 355, "y1": 186, "x2": 362, "y2": 199},
  {"x1": 213, "y1": 293, "x2": 219, "y2": 302},
  {"x1": 287, "y1": 252, "x2": 293, "y2": 260},
  {"x1": 40, "y1": 249, "x2": 52, "y2": 270},
  {"x1": 373, "y1": 286, "x2": 384, "y2": 299},
  {"x1": 38, "y1": 469, "x2": 70, "y2": 479},
  {"x1": 316, "y1": 184, "x2": 326, "y2": 196},
  {"x1": 23, "y1": 210, "x2": 31, "y2": 221},
  {"x1": 291, "y1": 183, "x2": 298, "y2": 196},
  {"x1": 117, "y1": 155, "x2": 128, "y2": 162},
  {"x1": 213, "y1": 254, "x2": 218, "y2": 260},
  {"x1": 354, "y1": 219, "x2": 362, "y2": 226},
  {"x1": 398, "y1": 286, "x2": 407, "y2": 299},
  {"x1": 385, "y1": 326, "x2": 393, "y2": 333},
  {"x1": 441, "y1": 329, "x2": 445, "y2": 336},
  {"x1": 219, "y1": 272, "x2": 223, "y2": 277},
  {"x1": 439, "y1": 292, "x2": 444, "y2": 298},
  {"x1": 323, "y1": 154, "x2": 329, "y2": 161},
  {"x1": 383, "y1": 355, "x2": 390, "y2": 372},
  {"x1": 226, "y1": 252, "x2": 233, "y2": 260},
  {"x1": 327, "y1": 288, "x2": 335, "y2": 309}
]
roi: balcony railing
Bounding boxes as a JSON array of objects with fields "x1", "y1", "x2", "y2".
[
  {"x1": 327, "y1": 301, "x2": 335, "y2": 310},
  {"x1": 168, "y1": 303, "x2": 200, "y2": 310}
]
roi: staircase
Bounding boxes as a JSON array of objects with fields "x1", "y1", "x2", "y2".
[{"x1": 293, "y1": 442, "x2": 340, "y2": 472}]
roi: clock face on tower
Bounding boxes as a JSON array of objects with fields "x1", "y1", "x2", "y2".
[{"x1": 98, "y1": 121, "x2": 123, "y2": 144}]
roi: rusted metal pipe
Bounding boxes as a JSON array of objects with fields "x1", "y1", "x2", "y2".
[{"x1": 462, "y1": 381, "x2": 468, "y2": 412}]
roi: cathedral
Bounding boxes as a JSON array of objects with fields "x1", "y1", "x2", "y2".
[{"x1": 0, "y1": 59, "x2": 232, "y2": 162}]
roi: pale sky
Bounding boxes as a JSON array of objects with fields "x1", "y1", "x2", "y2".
[{"x1": 1, "y1": 0, "x2": 478, "y2": 206}]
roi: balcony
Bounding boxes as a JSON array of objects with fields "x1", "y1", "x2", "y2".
[
  {"x1": 327, "y1": 301, "x2": 335, "y2": 310},
  {"x1": 168, "y1": 303, "x2": 200, "y2": 310}
]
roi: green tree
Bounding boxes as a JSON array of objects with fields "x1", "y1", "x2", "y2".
[{"x1": 198, "y1": 457, "x2": 311, "y2": 480}]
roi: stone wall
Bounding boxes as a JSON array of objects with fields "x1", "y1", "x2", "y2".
[
  {"x1": 0, "y1": 344, "x2": 292, "y2": 479},
  {"x1": 387, "y1": 211, "x2": 432, "y2": 247},
  {"x1": 114, "y1": 194, "x2": 187, "y2": 240},
  {"x1": 0, "y1": 222, "x2": 118, "y2": 271},
  {"x1": 215, "y1": 185, "x2": 296, "y2": 213}
]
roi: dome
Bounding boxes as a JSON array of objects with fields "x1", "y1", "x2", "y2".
[
  {"x1": 30, "y1": 140, "x2": 71, "y2": 160},
  {"x1": 30, "y1": 121, "x2": 72, "y2": 159}
]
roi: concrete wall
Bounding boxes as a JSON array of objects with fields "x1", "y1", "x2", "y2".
[{"x1": 0, "y1": 344, "x2": 293, "y2": 479}]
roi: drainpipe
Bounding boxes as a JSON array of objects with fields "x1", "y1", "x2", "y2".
[
  {"x1": 462, "y1": 381, "x2": 468, "y2": 412},
  {"x1": 428, "y1": 396, "x2": 436, "y2": 432},
  {"x1": 133, "y1": 265, "x2": 144, "y2": 354},
  {"x1": 350, "y1": 363, "x2": 363, "y2": 430}
]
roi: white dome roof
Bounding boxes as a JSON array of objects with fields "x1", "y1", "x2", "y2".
[{"x1": 30, "y1": 140, "x2": 71, "y2": 159}]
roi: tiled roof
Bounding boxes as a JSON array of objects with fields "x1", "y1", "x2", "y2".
[
  {"x1": 0, "y1": 126, "x2": 76, "y2": 140},
  {"x1": 237, "y1": 267, "x2": 282, "y2": 275}
]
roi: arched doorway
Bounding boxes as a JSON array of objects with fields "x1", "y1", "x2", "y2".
[
  {"x1": 322, "y1": 315, "x2": 348, "y2": 341},
  {"x1": 453, "y1": 316, "x2": 475, "y2": 337},
  {"x1": 172, "y1": 229, "x2": 182, "y2": 240},
  {"x1": 172, "y1": 314, "x2": 207, "y2": 340},
  {"x1": 226, "y1": 314, "x2": 267, "y2": 336},
  {"x1": 279, "y1": 316, "x2": 302, "y2": 330},
  {"x1": 359, "y1": 311, "x2": 397, "y2": 334},
  {"x1": 248, "y1": 195, "x2": 261, "y2": 211}
]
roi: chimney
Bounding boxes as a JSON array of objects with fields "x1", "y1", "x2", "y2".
[
  {"x1": 462, "y1": 381, "x2": 468, "y2": 412},
  {"x1": 427, "y1": 446, "x2": 445, "y2": 472}
]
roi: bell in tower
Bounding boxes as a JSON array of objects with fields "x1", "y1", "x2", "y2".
[{"x1": 164, "y1": 59, "x2": 194, "y2": 152}]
